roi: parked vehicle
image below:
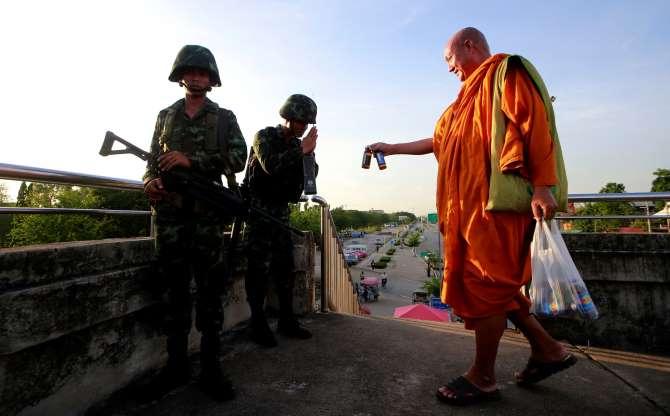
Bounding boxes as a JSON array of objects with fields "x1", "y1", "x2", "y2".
[
  {"x1": 345, "y1": 244, "x2": 368, "y2": 254},
  {"x1": 344, "y1": 253, "x2": 358, "y2": 265},
  {"x1": 357, "y1": 277, "x2": 380, "y2": 302},
  {"x1": 412, "y1": 291, "x2": 429, "y2": 304},
  {"x1": 352, "y1": 250, "x2": 367, "y2": 259}
]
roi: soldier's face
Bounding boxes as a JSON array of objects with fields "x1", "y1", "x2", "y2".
[
  {"x1": 287, "y1": 120, "x2": 308, "y2": 137},
  {"x1": 181, "y1": 68, "x2": 212, "y2": 95}
]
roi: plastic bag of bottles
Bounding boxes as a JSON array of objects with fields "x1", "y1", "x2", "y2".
[{"x1": 529, "y1": 219, "x2": 598, "y2": 320}]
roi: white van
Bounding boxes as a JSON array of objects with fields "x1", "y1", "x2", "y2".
[{"x1": 345, "y1": 244, "x2": 368, "y2": 254}]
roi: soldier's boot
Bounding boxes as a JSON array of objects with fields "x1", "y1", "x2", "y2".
[
  {"x1": 277, "y1": 288, "x2": 312, "y2": 340},
  {"x1": 277, "y1": 317, "x2": 312, "y2": 339},
  {"x1": 248, "y1": 311, "x2": 278, "y2": 348},
  {"x1": 199, "y1": 331, "x2": 235, "y2": 402},
  {"x1": 146, "y1": 334, "x2": 191, "y2": 399}
]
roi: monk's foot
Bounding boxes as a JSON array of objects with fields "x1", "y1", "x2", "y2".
[
  {"x1": 515, "y1": 353, "x2": 577, "y2": 386},
  {"x1": 436, "y1": 375, "x2": 501, "y2": 406},
  {"x1": 530, "y1": 343, "x2": 568, "y2": 363},
  {"x1": 462, "y1": 371, "x2": 498, "y2": 393}
]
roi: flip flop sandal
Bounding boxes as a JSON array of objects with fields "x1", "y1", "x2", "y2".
[
  {"x1": 435, "y1": 376, "x2": 501, "y2": 406},
  {"x1": 516, "y1": 353, "x2": 578, "y2": 386}
]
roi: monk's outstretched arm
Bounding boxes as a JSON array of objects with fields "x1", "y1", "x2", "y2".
[{"x1": 367, "y1": 138, "x2": 433, "y2": 156}]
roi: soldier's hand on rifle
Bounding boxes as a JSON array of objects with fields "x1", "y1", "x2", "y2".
[
  {"x1": 144, "y1": 178, "x2": 168, "y2": 201},
  {"x1": 158, "y1": 151, "x2": 192, "y2": 171},
  {"x1": 301, "y1": 126, "x2": 318, "y2": 155}
]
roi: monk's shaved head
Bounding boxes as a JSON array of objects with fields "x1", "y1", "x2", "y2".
[
  {"x1": 448, "y1": 27, "x2": 491, "y2": 55},
  {"x1": 444, "y1": 27, "x2": 492, "y2": 81}
]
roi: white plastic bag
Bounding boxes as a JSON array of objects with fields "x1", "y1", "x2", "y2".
[{"x1": 529, "y1": 219, "x2": 598, "y2": 319}]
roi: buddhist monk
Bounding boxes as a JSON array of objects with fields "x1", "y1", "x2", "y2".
[{"x1": 367, "y1": 27, "x2": 576, "y2": 406}]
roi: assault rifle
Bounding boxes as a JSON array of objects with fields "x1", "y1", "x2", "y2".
[{"x1": 99, "y1": 131, "x2": 303, "y2": 235}]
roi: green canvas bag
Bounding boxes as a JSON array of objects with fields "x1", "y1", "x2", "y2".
[{"x1": 486, "y1": 55, "x2": 568, "y2": 213}]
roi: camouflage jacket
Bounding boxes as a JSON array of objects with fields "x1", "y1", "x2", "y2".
[
  {"x1": 143, "y1": 98, "x2": 247, "y2": 187},
  {"x1": 244, "y1": 125, "x2": 317, "y2": 207}
]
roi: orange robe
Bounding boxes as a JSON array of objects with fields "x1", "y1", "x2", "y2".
[{"x1": 433, "y1": 54, "x2": 557, "y2": 328}]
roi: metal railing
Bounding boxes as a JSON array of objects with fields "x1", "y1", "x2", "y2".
[
  {"x1": 310, "y1": 196, "x2": 360, "y2": 315},
  {"x1": 557, "y1": 192, "x2": 670, "y2": 233},
  {"x1": 0, "y1": 163, "x2": 147, "y2": 217},
  {"x1": 2, "y1": 163, "x2": 668, "y2": 221},
  {"x1": 0, "y1": 162, "x2": 362, "y2": 314},
  {"x1": 2, "y1": 162, "x2": 669, "y2": 313},
  {"x1": 558, "y1": 192, "x2": 670, "y2": 218}
]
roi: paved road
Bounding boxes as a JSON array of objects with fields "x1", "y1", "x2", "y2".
[{"x1": 344, "y1": 224, "x2": 442, "y2": 317}]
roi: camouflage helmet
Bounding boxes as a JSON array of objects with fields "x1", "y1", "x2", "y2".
[
  {"x1": 168, "y1": 45, "x2": 221, "y2": 87},
  {"x1": 279, "y1": 94, "x2": 317, "y2": 124}
]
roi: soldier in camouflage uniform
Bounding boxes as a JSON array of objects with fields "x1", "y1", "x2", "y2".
[
  {"x1": 243, "y1": 94, "x2": 318, "y2": 347},
  {"x1": 143, "y1": 45, "x2": 247, "y2": 401}
]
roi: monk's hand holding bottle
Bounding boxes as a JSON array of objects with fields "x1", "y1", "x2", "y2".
[
  {"x1": 367, "y1": 142, "x2": 394, "y2": 156},
  {"x1": 531, "y1": 186, "x2": 557, "y2": 221}
]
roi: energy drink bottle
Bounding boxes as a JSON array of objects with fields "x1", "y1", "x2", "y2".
[
  {"x1": 575, "y1": 283, "x2": 599, "y2": 319},
  {"x1": 303, "y1": 153, "x2": 317, "y2": 195},
  {"x1": 374, "y1": 151, "x2": 387, "y2": 170},
  {"x1": 361, "y1": 148, "x2": 372, "y2": 169}
]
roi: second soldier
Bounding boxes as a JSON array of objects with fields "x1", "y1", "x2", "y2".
[{"x1": 243, "y1": 94, "x2": 318, "y2": 347}]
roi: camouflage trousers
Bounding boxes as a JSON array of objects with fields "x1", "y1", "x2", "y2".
[
  {"x1": 244, "y1": 207, "x2": 295, "y2": 319},
  {"x1": 155, "y1": 211, "x2": 227, "y2": 337}
]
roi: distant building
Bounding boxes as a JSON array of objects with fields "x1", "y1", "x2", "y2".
[
  {"x1": 631, "y1": 201, "x2": 656, "y2": 213},
  {"x1": 369, "y1": 209, "x2": 384, "y2": 214}
]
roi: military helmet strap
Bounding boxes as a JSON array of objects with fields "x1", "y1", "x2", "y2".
[
  {"x1": 161, "y1": 105, "x2": 179, "y2": 152},
  {"x1": 215, "y1": 108, "x2": 240, "y2": 190}
]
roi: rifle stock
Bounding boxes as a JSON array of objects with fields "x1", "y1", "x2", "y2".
[
  {"x1": 100, "y1": 131, "x2": 152, "y2": 161},
  {"x1": 99, "y1": 131, "x2": 303, "y2": 234}
]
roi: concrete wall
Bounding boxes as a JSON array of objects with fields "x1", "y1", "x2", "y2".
[
  {"x1": 0, "y1": 232, "x2": 315, "y2": 416},
  {"x1": 1, "y1": 231, "x2": 667, "y2": 414},
  {"x1": 541, "y1": 233, "x2": 670, "y2": 355}
]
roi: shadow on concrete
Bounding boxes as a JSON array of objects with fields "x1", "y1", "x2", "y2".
[{"x1": 90, "y1": 312, "x2": 669, "y2": 416}]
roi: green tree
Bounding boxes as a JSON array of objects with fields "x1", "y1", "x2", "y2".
[
  {"x1": 405, "y1": 231, "x2": 422, "y2": 248},
  {"x1": 15, "y1": 181, "x2": 28, "y2": 206},
  {"x1": 421, "y1": 275, "x2": 441, "y2": 297},
  {"x1": 0, "y1": 181, "x2": 8, "y2": 204},
  {"x1": 395, "y1": 211, "x2": 417, "y2": 223},
  {"x1": 91, "y1": 188, "x2": 150, "y2": 238},
  {"x1": 573, "y1": 182, "x2": 636, "y2": 232},
  {"x1": 651, "y1": 168, "x2": 670, "y2": 211},
  {"x1": 8, "y1": 185, "x2": 149, "y2": 246},
  {"x1": 0, "y1": 181, "x2": 12, "y2": 247},
  {"x1": 289, "y1": 203, "x2": 321, "y2": 236},
  {"x1": 9, "y1": 184, "x2": 99, "y2": 246},
  {"x1": 329, "y1": 207, "x2": 415, "y2": 231}
]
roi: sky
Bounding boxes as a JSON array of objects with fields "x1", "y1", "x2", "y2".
[{"x1": 1, "y1": 0, "x2": 668, "y2": 215}]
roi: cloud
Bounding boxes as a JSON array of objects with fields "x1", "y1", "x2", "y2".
[{"x1": 399, "y1": 5, "x2": 425, "y2": 28}]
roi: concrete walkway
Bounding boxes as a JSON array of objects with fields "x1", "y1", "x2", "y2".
[
  {"x1": 93, "y1": 225, "x2": 669, "y2": 415},
  {"x1": 92, "y1": 312, "x2": 670, "y2": 415}
]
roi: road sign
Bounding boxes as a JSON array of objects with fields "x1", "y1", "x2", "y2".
[{"x1": 427, "y1": 213, "x2": 438, "y2": 224}]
